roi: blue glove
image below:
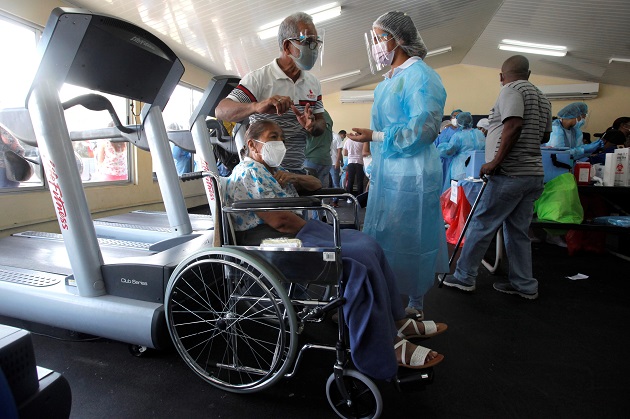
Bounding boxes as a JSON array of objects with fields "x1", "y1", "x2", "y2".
[{"x1": 583, "y1": 139, "x2": 603, "y2": 154}]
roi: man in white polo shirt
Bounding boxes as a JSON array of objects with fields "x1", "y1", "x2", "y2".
[{"x1": 215, "y1": 12, "x2": 325, "y2": 174}]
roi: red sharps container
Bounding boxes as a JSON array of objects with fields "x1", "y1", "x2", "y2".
[{"x1": 574, "y1": 162, "x2": 591, "y2": 185}]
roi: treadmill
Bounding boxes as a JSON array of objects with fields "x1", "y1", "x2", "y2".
[
  {"x1": 0, "y1": 7, "x2": 215, "y2": 349},
  {"x1": 93, "y1": 75, "x2": 240, "y2": 239}
]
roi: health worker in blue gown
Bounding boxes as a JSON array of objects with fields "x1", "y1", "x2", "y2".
[
  {"x1": 544, "y1": 102, "x2": 603, "y2": 159},
  {"x1": 348, "y1": 11, "x2": 448, "y2": 320},
  {"x1": 438, "y1": 111, "x2": 486, "y2": 192}
]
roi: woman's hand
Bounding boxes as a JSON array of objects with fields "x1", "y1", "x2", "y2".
[
  {"x1": 273, "y1": 170, "x2": 297, "y2": 188},
  {"x1": 347, "y1": 128, "x2": 373, "y2": 143},
  {"x1": 274, "y1": 170, "x2": 322, "y2": 191}
]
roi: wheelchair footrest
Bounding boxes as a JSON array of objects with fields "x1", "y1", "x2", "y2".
[{"x1": 394, "y1": 367, "x2": 434, "y2": 392}]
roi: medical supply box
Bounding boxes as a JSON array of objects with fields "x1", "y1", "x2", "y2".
[
  {"x1": 541, "y1": 148, "x2": 572, "y2": 183},
  {"x1": 465, "y1": 150, "x2": 485, "y2": 179}
]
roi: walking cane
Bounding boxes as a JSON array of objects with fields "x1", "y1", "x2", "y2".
[{"x1": 438, "y1": 174, "x2": 489, "y2": 287}]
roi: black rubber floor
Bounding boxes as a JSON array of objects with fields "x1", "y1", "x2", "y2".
[{"x1": 4, "y1": 201, "x2": 630, "y2": 418}]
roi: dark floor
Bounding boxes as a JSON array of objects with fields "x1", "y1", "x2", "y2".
[{"x1": 4, "y1": 201, "x2": 630, "y2": 418}]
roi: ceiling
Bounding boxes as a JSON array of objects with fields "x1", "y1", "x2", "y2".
[{"x1": 66, "y1": 0, "x2": 630, "y2": 95}]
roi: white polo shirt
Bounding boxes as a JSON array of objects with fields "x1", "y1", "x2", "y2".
[{"x1": 226, "y1": 59, "x2": 324, "y2": 171}]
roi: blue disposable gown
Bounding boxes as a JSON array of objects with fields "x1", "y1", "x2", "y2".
[
  {"x1": 545, "y1": 119, "x2": 587, "y2": 158},
  {"x1": 437, "y1": 128, "x2": 486, "y2": 192},
  {"x1": 363, "y1": 59, "x2": 449, "y2": 297},
  {"x1": 434, "y1": 126, "x2": 456, "y2": 193}
]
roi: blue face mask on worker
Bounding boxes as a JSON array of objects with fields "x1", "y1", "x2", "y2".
[
  {"x1": 255, "y1": 140, "x2": 286, "y2": 167},
  {"x1": 288, "y1": 37, "x2": 321, "y2": 71},
  {"x1": 575, "y1": 118, "x2": 586, "y2": 129}
]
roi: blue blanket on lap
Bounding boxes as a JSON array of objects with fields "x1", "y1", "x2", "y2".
[{"x1": 296, "y1": 220, "x2": 399, "y2": 380}]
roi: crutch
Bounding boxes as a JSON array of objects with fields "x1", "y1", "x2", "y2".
[{"x1": 438, "y1": 174, "x2": 489, "y2": 287}]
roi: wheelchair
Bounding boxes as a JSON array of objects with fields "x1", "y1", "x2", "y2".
[{"x1": 163, "y1": 174, "x2": 433, "y2": 418}]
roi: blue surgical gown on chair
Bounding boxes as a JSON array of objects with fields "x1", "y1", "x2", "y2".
[{"x1": 363, "y1": 59, "x2": 449, "y2": 297}]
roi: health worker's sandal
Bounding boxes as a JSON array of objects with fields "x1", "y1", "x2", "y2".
[
  {"x1": 397, "y1": 319, "x2": 448, "y2": 339},
  {"x1": 395, "y1": 339, "x2": 444, "y2": 369}
]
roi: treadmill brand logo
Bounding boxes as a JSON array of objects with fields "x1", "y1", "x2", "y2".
[
  {"x1": 130, "y1": 36, "x2": 156, "y2": 52},
  {"x1": 121, "y1": 277, "x2": 148, "y2": 286},
  {"x1": 202, "y1": 161, "x2": 215, "y2": 200},
  {"x1": 47, "y1": 161, "x2": 68, "y2": 230}
]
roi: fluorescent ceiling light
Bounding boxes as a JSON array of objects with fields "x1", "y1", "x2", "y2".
[
  {"x1": 320, "y1": 69, "x2": 361, "y2": 83},
  {"x1": 499, "y1": 39, "x2": 567, "y2": 57},
  {"x1": 426, "y1": 46, "x2": 452, "y2": 58},
  {"x1": 258, "y1": 3, "x2": 341, "y2": 40},
  {"x1": 609, "y1": 57, "x2": 630, "y2": 64}
]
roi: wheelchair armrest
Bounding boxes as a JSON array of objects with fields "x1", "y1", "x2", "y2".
[
  {"x1": 231, "y1": 196, "x2": 322, "y2": 210},
  {"x1": 300, "y1": 188, "x2": 346, "y2": 196}
]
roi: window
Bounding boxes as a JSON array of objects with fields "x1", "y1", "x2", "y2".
[
  {"x1": 0, "y1": 14, "x2": 40, "y2": 190},
  {"x1": 159, "y1": 83, "x2": 203, "y2": 176},
  {"x1": 60, "y1": 85, "x2": 130, "y2": 183},
  {"x1": 0, "y1": 13, "x2": 131, "y2": 189}
]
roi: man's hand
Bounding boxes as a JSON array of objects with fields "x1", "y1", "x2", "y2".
[
  {"x1": 256, "y1": 95, "x2": 292, "y2": 115},
  {"x1": 480, "y1": 161, "x2": 499, "y2": 177},
  {"x1": 291, "y1": 103, "x2": 316, "y2": 132},
  {"x1": 347, "y1": 128, "x2": 373, "y2": 143}
]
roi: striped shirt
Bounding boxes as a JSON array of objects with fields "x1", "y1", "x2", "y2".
[
  {"x1": 486, "y1": 80, "x2": 552, "y2": 176},
  {"x1": 226, "y1": 59, "x2": 323, "y2": 172}
]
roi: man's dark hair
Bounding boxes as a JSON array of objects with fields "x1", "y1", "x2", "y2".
[
  {"x1": 612, "y1": 117, "x2": 630, "y2": 129},
  {"x1": 338, "y1": 130, "x2": 346, "y2": 135}
]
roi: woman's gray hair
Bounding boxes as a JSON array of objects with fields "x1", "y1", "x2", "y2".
[
  {"x1": 240, "y1": 120, "x2": 278, "y2": 159},
  {"x1": 278, "y1": 12, "x2": 314, "y2": 50}
]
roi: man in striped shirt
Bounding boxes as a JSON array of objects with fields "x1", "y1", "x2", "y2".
[
  {"x1": 443, "y1": 55, "x2": 551, "y2": 300},
  {"x1": 215, "y1": 12, "x2": 325, "y2": 174}
]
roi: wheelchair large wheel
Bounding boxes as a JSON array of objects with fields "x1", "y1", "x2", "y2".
[
  {"x1": 326, "y1": 369, "x2": 383, "y2": 419},
  {"x1": 165, "y1": 248, "x2": 298, "y2": 394}
]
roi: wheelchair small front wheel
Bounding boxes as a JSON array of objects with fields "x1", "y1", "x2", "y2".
[{"x1": 326, "y1": 369, "x2": 383, "y2": 419}]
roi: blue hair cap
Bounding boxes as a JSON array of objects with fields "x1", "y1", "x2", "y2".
[{"x1": 557, "y1": 102, "x2": 588, "y2": 119}]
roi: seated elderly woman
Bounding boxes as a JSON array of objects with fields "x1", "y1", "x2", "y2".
[{"x1": 224, "y1": 119, "x2": 447, "y2": 380}]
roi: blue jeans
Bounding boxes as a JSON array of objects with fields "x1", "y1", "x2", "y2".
[
  {"x1": 329, "y1": 166, "x2": 340, "y2": 188},
  {"x1": 304, "y1": 160, "x2": 331, "y2": 186},
  {"x1": 329, "y1": 166, "x2": 341, "y2": 203},
  {"x1": 453, "y1": 175, "x2": 544, "y2": 294}
]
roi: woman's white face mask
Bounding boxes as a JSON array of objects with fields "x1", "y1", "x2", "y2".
[{"x1": 255, "y1": 140, "x2": 286, "y2": 167}]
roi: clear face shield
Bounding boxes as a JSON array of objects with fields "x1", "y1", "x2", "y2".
[
  {"x1": 286, "y1": 29, "x2": 325, "y2": 71},
  {"x1": 364, "y1": 29, "x2": 395, "y2": 74}
]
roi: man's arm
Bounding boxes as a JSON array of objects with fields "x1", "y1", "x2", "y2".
[
  {"x1": 362, "y1": 142, "x2": 371, "y2": 157},
  {"x1": 335, "y1": 147, "x2": 342, "y2": 170},
  {"x1": 215, "y1": 98, "x2": 258, "y2": 123},
  {"x1": 215, "y1": 95, "x2": 296, "y2": 123},
  {"x1": 310, "y1": 112, "x2": 326, "y2": 137},
  {"x1": 480, "y1": 117, "x2": 523, "y2": 175},
  {"x1": 541, "y1": 131, "x2": 551, "y2": 144}
]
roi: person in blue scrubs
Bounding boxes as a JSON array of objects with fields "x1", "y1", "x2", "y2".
[
  {"x1": 544, "y1": 102, "x2": 603, "y2": 159},
  {"x1": 347, "y1": 11, "x2": 449, "y2": 320},
  {"x1": 437, "y1": 111, "x2": 486, "y2": 192}
]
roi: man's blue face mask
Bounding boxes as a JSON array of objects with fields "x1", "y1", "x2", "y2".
[{"x1": 288, "y1": 35, "x2": 322, "y2": 71}]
